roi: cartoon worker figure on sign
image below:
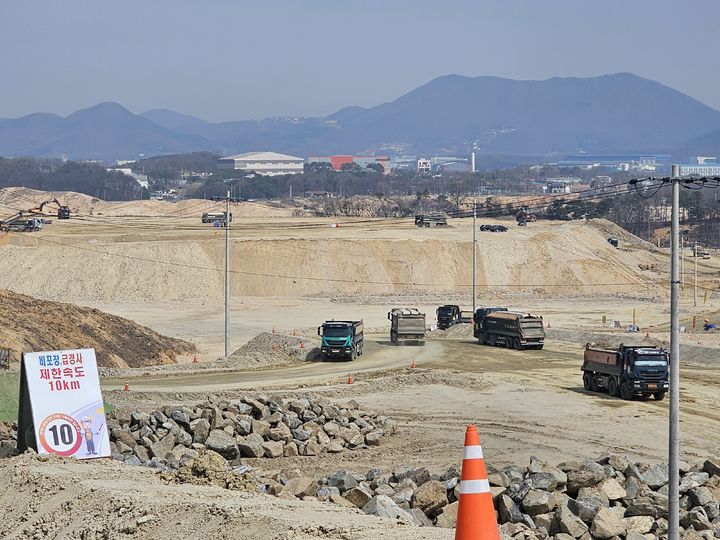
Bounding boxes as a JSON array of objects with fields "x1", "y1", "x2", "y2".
[{"x1": 80, "y1": 415, "x2": 98, "y2": 456}]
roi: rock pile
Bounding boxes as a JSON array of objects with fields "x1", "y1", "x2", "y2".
[
  {"x1": 108, "y1": 395, "x2": 393, "y2": 468},
  {"x1": 257, "y1": 455, "x2": 720, "y2": 537}
]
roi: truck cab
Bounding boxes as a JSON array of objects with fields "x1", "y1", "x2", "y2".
[
  {"x1": 318, "y1": 320, "x2": 364, "y2": 360},
  {"x1": 436, "y1": 305, "x2": 461, "y2": 329}
]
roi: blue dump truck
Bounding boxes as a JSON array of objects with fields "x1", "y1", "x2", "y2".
[
  {"x1": 318, "y1": 320, "x2": 364, "y2": 360},
  {"x1": 582, "y1": 344, "x2": 669, "y2": 400},
  {"x1": 474, "y1": 309, "x2": 545, "y2": 350}
]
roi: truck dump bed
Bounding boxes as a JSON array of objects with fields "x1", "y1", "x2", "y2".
[
  {"x1": 582, "y1": 347, "x2": 621, "y2": 374},
  {"x1": 389, "y1": 308, "x2": 426, "y2": 344}
]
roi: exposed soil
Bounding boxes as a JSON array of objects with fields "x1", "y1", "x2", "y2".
[{"x1": 0, "y1": 289, "x2": 195, "y2": 367}]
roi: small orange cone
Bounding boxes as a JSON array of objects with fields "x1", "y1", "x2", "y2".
[
  {"x1": 272, "y1": 327, "x2": 276, "y2": 334},
  {"x1": 410, "y1": 359, "x2": 417, "y2": 369},
  {"x1": 645, "y1": 331, "x2": 650, "y2": 338},
  {"x1": 546, "y1": 321, "x2": 551, "y2": 329},
  {"x1": 347, "y1": 374, "x2": 353, "y2": 385},
  {"x1": 123, "y1": 381, "x2": 129, "y2": 391},
  {"x1": 192, "y1": 354, "x2": 198, "y2": 363},
  {"x1": 300, "y1": 341, "x2": 305, "y2": 349},
  {"x1": 455, "y1": 425, "x2": 500, "y2": 540}
]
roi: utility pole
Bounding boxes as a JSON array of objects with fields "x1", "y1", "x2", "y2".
[
  {"x1": 694, "y1": 241, "x2": 698, "y2": 307},
  {"x1": 472, "y1": 201, "x2": 477, "y2": 314},
  {"x1": 211, "y1": 191, "x2": 242, "y2": 358},
  {"x1": 680, "y1": 235, "x2": 685, "y2": 290},
  {"x1": 668, "y1": 165, "x2": 681, "y2": 540}
]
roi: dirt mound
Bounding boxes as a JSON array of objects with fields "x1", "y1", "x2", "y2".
[
  {"x1": 0, "y1": 289, "x2": 195, "y2": 367},
  {"x1": 0, "y1": 187, "x2": 294, "y2": 219},
  {"x1": 588, "y1": 218, "x2": 661, "y2": 253},
  {"x1": 229, "y1": 332, "x2": 320, "y2": 368}
]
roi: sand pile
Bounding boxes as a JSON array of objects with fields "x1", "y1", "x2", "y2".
[
  {"x1": 0, "y1": 289, "x2": 195, "y2": 367},
  {"x1": 229, "y1": 332, "x2": 320, "y2": 368},
  {"x1": 0, "y1": 187, "x2": 294, "y2": 219}
]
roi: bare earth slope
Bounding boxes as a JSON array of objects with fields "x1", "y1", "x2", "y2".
[{"x1": 0, "y1": 289, "x2": 195, "y2": 367}]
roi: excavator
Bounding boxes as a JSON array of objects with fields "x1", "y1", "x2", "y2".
[
  {"x1": 31, "y1": 198, "x2": 71, "y2": 219},
  {"x1": 0, "y1": 198, "x2": 71, "y2": 232}
]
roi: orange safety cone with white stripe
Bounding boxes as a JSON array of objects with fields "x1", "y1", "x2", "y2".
[
  {"x1": 455, "y1": 425, "x2": 500, "y2": 540},
  {"x1": 123, "y1": 381, "x2": 129, "y2": 391}
]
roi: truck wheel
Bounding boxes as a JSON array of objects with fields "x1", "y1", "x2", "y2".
[
  {"x1": 608, "y1": 378, "x2": 620, "y2": 397},
  {"x1": 590, "y1": 376, "x2": 600, "y2": 392},
  {"x1": 582, "y1": 372, "x2": 592, "y2": 391},
  {"x1": 654, "y1": 391, "x2": 666, "y2": 401},
  {"x1": 620, "y1": 382, "x2": 632, "y2": 400},
  {"x1": 505, "y1": 338, "x2": 513, "y2": 349},
  {"x1": 488, "y1": 334, "x2": 496, "y2": 346},
  {"x1": 513, "y1": 337, "x2": 521, "y2": 350}
]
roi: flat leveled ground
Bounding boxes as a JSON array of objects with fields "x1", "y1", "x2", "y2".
[{"x1": 1, "y1": 196, "x2": 719, "y2": 538}]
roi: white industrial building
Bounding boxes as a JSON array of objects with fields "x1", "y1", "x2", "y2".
[{"x1": 217, "y1": 151, "x2": 304, "y2": 176}]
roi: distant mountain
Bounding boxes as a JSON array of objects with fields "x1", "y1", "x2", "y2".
[
  {"x1": 140, "y1": 108, "x2": 210, "y2": 135},
  {"x1": 2, "y1": 73, "x2": 720, "y2": 160},
  {"x1": 674, "y1": 127, "x2": 720, "y2": 160},
  {"x1": 0, "y1": 102, "x2": 208, "y2": 160}
]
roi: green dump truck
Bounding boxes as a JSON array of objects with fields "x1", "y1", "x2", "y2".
[{"x1": 318, "y1": 320, "x2": 364, "y2": 360}]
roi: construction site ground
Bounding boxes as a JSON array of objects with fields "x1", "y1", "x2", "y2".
[{"x1": 1, "y1": 190, "x2": 719, "y2": 538}]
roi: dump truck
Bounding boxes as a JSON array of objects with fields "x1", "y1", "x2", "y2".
[
  {"x1": 415, "y1": 214, "x2": 447, "y2": 227},
  {"x1": 474, "y1": 310, "x2": 545, "y2": 349},
  {"x1": 582, "y1": 344, "x2": 669, "y2": 400},
  {"x1": 202, "y1": 211, "x2": 233, "y2": 225},
  {"x1": 318, "y1": 320, "x2": 364, "y2": 360},
  {"x1": 388, "y1": 308, "x2": 426, "y2": 345},
  {"x1": 436, "y1": 305, "x2": 461, "y2": 329}
]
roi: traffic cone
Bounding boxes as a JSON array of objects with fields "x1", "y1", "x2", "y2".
[
  {"x1": 272, "y1": 327, "x2": 276, "y2": 334},
  {"x1": 645, "y1": 331, "x2": 650, "y2": 339},
  {"x1": 300, "y1": 341, "x2": 305, "y2": 349},
  {"x1": 123, "y1": 381, "x2": 129, "y2": 392},
  {"x1": 192, "y1": 354, "x2": 198, "y2": 364},
  {"x1": 410, "y1": 359, "x2": 417, "y2": 369},
  {"x1": 546, "y1": 321, "x2": 551, "y2": 329},
  {"x1": 455, "y1": 425, "x2": 500, "y2": 540},
  {"x1": 347, "y1": 374, "x2": 353, "y2": 384}
]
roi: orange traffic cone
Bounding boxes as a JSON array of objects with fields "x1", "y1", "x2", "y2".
[
  {"x1": 347, "y1": 374, "x2": 353, "y2": 385},
  {"x1": 300, "y1": 341, "x2": 305, "y2": 349},
  {"x1": 645, "y1": 331, "x2": 650, "y2": 338},
  {"x1": 546, "y1": 321, "x2": 551, "y2": 329},
  {"x1": 192, "y1": 354, "x2": 198, "y2": 364},
  {"x1": 455, "y1": 425, "x2": 500, "y2": 540},
  {"x1": 123, "y1": 381, "x2": 129, "y2": 391},
  {"x1": 410, "y1": 359, "x2": 417, "y2": 369}
]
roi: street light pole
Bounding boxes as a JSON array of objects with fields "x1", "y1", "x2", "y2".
[
  {"x1": 694, "y1": 241, "x2": 698, "y2": 308},
  {"x1": 668, "y1": 166, "x2": 681, "y2": 540}
]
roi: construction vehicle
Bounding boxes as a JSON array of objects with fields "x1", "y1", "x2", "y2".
[
  {"x1": 581, "y1": 344, "x2": 669, "y2": 400},
  {"x1": 31, "y1": 198, "x2": 70, "y2": 219},
  {"x1": 460, "y1": 310, "x2": 474, "y2": 323},
  {"x1": 474, "y1": 310, "x2": 545, "y2": 350},
  {"x1": 436, "y1": 305, "x2": 461, "y2": 329},
  {"x1": 515, "y1": 207, "x2": 537, "y2": 222},
  {"x1": 388, "y1": 308, "x2": 426, "y2": 345},
  {"x1": 693, "y1": 245, "x2": 710, "y2": 259},
  {"x1": 201, "y1": 212, "x2": 233, "y2": 225},
  {"x1": 415, "y1": 214, "x2": 447, "y2": 227},
  {"x1": 607, "y1": 237, "x2": 619, "y2": 248},
  {"x1": 318, "y1": 320, "x2": 364, "y2": 360}
]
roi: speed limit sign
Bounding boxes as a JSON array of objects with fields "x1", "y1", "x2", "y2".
[
  {"x1": 38, "y1": 413, "x2": 83, "y2": 456},
  {"x1": 17, "y1": 348, "x2": 110, "y2": 459}
]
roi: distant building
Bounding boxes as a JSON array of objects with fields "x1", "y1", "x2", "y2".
[
  {"x1": 557, "y1": 153, "x2": 671, "y2": 171},
  {"x1": 308, "y1": 155, "x2": 391, "y2": 174},
  {"x1": 417, "y1": 158, "x2": 431, "y2": 174},
  {"x1": 657, "y1": 163, "x2": 720, "y2": 177},
  {"x1": 217, "y1": 151, "x2": 304, "y2": 176}
]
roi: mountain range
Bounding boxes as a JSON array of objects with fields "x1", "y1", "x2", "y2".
[{"x1": 1, "y1": 73, "x2": 719, "y2": 161}]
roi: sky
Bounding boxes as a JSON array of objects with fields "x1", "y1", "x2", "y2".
[{"x1": 1, "y1": 0, "x2": 718, "y2": 122}]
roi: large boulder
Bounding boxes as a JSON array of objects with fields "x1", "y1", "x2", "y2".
[
  {"x1": 590, "y1": 507, "x2": 626, "y2": 539},
  {"x1": 328, "y1": 470, "x2": 358, "y2": 492},
  {"x1": 204, "y1": 430, "x2": 239, "y2": 459},
  {"x1": 237, "y1": 433, "x2": 264, "y2": 458},
  {"x1": 435, "y1": 501, "x2": 459, "y2": 528},
  {"x1": 344, "y1": 485, "x2": 373, "y2": 509},
  {"x1": 284, "y1": 477, "x2": 317, "y2": 498},
  {"x1": 556, "y1": 505, "x2": 589, "y2": 538},
  {"x1": 262, "y1": 440, "x2": 284, "y2": 458},
  {"x1": 189, "y1": 418, "x2": 210, "y2": 444},
  {"x1": 641, "y1": 463, "x2": 669, "y2": 490},
  {"x1": 566, "y1": 461, "x2": 607, "y2": 495},
  {"x1": 622, "y1": 515, "x2": 654, "y2": 535},
  {"x1": 497, "y1": 494, "x2": 525, "y2": 524},
  {"x1": 522, "y1": 489, "x2": 553, "y2": 515},
  {"x1": 362, "y1": 495, "x2": 414, "y2": 523},
  {"x1": 149, "y1": 433, "x2": 176, "y2": 460},
  {"x1": 598, "y1": 478, "x2": 626, "y2": 501},
  {"x1": 412, "y1": 480, "x2": 448, "y2": 515}
]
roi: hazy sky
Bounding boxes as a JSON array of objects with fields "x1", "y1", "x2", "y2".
[{"x1": 1, "y1": 0, "x2": 718, "y2": 122}]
